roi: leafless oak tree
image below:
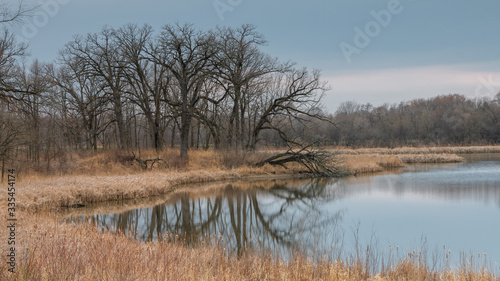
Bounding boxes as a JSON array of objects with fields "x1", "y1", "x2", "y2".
[
  {"x1": 0, "y1": 29, "x2": 28, "y2": 101},
  {"x1": 211, "y1": 24, "x2": 290, "y2": 152},
  {"x1": 150, "y1": 23, "x2": 215, "y2": 160},
  {"x1": 61, "y1": 27, "x2": 131, "y2": 149}
]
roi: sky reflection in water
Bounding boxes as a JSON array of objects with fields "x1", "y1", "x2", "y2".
[{"x1": 67, "y1": 155, "x2": 500, "y2": 271}]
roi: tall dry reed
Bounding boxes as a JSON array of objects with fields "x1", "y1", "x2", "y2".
[{"x1": 1, "y1": 212, "x2": 498, "y2": 281}]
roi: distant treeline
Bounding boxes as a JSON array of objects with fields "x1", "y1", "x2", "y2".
[{"x1": 297, "y1": 94, "x2": 500, "y2": 147}]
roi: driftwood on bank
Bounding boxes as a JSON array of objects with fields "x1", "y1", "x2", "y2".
[
  {"x1": 130, "y1": 152, "x2": 169, "y2": 170},
  {"x1": 255, "y1": 146, "x2": 346, "y2": 177}
]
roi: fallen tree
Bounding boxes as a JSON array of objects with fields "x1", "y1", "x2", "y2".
[
  {"x1": 255, "y1": 146, "x2": 347, "y2": 177},
  {"x1": 117, "y1": 152, "x2": 169, "y2": 170}
]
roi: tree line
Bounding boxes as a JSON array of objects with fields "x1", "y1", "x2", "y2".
[
  {"x1": 1, "y1": 9, "x2": 499, "y2": 174},
  {"x1": 299, "y1": 94, "x2": 500, "y2": 147},
  {"x1": 0, "y1": 21, "x2": 328, "y2": 169}
]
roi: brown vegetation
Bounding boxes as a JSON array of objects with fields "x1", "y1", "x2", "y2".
[
  {"x1": 1, "y1": 147, "x2": 499, "y2": 280},
  {"x1": 331, "y1": 95, "x2": 500, "y2": 148},
  {"x1": 1, "y1": 212, "x2": 498, "y2": 281},
  {"x1": 339, "y1": 153, "x2": 466, "y2": 175},
  {"x1": 339, "y1": 154, "x2": 405, "y2": 174},
  {"x1": 329, "y1": 146, "x2": 486, "y2": 175},
  {"x1": 8, "y1": 146, "x2": 495, "y2": 211},
  {"x1": 11, "y1": 149, "x2": 303, "y2": 211},
  {"x1": 334, "y1": 145, "x2": 500, "y2": 155}
]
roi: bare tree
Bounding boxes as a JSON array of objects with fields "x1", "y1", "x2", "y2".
[
  {"x1": 247, "y1": 68, "x2": 329, "y2": 150},
  {"x1": 10, "y1": 60, "x2": 51, "y2": 166},
  {"x1": 212, "y1": 24, "x2": 289, "y2": 152},
  {"x1": 150, "y1": 23, "x2": 215, "y2": 160},
  {"x1": 0, "y1": 1, "x2": 31, "y2": 24},
  {"x1": 0, "y1": 103, "x2": 20, "y2": 181},
  {"x1": 61, "y1": 27, "x2": 131, "y2": 149},
  {"x1": 0, "y1": 29, "x2": 28, "y2": 101},
  {"x1": 46, "y1": 58, "x2": 109, "y2": 151},
  {"x1": 116, "y1": 24, "x2": 171, "y2": 151}
]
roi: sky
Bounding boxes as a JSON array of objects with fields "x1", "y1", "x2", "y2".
[{"x1": 8, "y1": 0, "x2": 500, "y2": 113}]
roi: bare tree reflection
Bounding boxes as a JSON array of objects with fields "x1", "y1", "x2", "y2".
[{"x1": 67, "y1": 178, "x2": 343, "y2": 257}]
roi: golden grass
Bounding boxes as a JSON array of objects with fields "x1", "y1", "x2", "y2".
[
  {"x1": 332, "y1": 145, "x2": 500, "y2": 155},
  {"x1": 1, "y1": 147, "x2": 499, "y2": 280},
  {"x1": 1, "y1": 212, "x2": 498, "y2": 281},
  {"x1": 3, "y1": 147, "x2": 483, "y2": 211},
  {"x1": 7, "y1": 149, "x2": 300, "y2": 211},
  {"x1": 339, "y1": 153, "x2": 464, "y2": 175},
  {"x1": 14, "y1": 167, "x2": 295, "y2": 211},
  {"x1": 396, "y1": 154, "x2": 465, "y2": 164},
  {"x1": 340, "y1": 155, "x2": 404, "y2": 174},
  {"x1": 263, "y1": 145, "x2": 494, "y2": 175}
]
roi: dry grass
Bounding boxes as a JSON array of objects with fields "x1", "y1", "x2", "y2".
[
  {"x1": 0, "y1": 212, "x2": 498, "y2": 281},
  {"x1": 339, "y1": 153, "x2": 464, "y2": 175},
  {"x1": 1, "y1": 147, "x2": 499, "y2": 280},
  {"x1": 333, "y1": 145, "x2": 483, "y2": 175},
  {"x1": 263, "y1": 145, "x2": 497, "y2": 175},
  {"x1": 396, "y1": 153, "x2": 465, "y2": 164},
  {"x1": 14, "y1": 149, "x2": 252, "y2": 180},
  {"x1": 14, "y1": 167, "x2": 296, "y2": 211},
  {"x1": 340, "y1": 155, "x2": 404, "y2": 174},
  {"x1": 7, "y1": 149, "x2": 300, "y2": 211},
  {"x1": 332, "y1": 145, "x2": 500, "y2": 155},
  {"x1": 4, "y1": 147, "x2": 484, "y2": 211}
]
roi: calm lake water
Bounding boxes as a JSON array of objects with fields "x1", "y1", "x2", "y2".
[{"x1": 67, "y1": 154, "x2": 500, "y2": 271}]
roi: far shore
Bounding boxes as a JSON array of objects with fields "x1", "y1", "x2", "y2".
[{"x1": 4, "y1": 145, "x2": 499, "y2": 212}]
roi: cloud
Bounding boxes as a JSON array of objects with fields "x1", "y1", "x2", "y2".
[{"x1": 322, "y1": 63, "x2": 500, "y2": 112}]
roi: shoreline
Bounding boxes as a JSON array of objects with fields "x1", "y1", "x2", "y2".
[
  {"x1": 1, "y1": 147, "x2": 499, "y2": 280},
  {"x1": 8, "y1": 147, "x2": 499, "y2": 212}
]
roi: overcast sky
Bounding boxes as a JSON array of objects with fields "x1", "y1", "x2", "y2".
[{"x1": 9, "y1": 0, "x2": 500, "y2": 113}]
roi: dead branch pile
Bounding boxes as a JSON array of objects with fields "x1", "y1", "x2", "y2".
[
  {"x1": 255, "y1": 146, "x2": 346, "y2": 177},
  {"x1": 131, "y1": 152, "x2": 169, "y2": 170}
]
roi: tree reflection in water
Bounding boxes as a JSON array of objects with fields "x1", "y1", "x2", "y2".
[{"x1": 66, "y1": 178, "x2": 344, "y2": 257}]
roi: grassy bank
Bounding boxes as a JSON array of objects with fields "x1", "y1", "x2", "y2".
[
  {"x1": 331, "y1": 145, "x2": 500, "y2": 174},
  {"x1": 333, "y1": 145, "x2": 500, "y2": 155},
  {"x1": 1, "y1": 212, "x2": 498, "y2": 281},
  {"x1": 340, "y1": 153, "x2": 465, "y2": 174},
  {"x1": 9, "y1": 149, "x2": 298, "y2": 211},
  {"x1": 1, "y1": 146, "x2": 499, "y2": 280},
  {"x1": 5, "y1": 146, "x2": 495, "y2": 210}
]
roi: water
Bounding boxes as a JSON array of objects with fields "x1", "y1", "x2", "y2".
[{"x1": 66, "y1": 154, "x2": 500, "y2": 271}]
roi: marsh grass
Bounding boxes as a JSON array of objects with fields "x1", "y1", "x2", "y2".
[
  {"x1": 340, "y1": 155, "x2": 404, "y2": 174},
  {"x1": 338, "y1": 152, "x2": 466, "y2": 175},
  {"x1": 8, "y1": 149, "x2": 298, "y2": 211},
  {"x1": 1, "y1": 212, "x2": 498, "y2": 281},
  {"x1": 333, "y1": 145, "x2": 500, "y2": 155},
  {"x1": 3, "y1": 147, "x2": 485, "y2": 211},
  {"x1": 2, "y1": 146, "x2": 499, "y2": 279}
]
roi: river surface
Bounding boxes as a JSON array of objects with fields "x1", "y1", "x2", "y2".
[{"x1": 67, "y1": 154, "x2": 500, "y2": 271}]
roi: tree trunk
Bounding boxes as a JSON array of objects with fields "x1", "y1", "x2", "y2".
[
  {"x1": 1, "y1": 156, "x2": 5, "y2": 183},
  {"x1": 180, "y1": 82, "x2": 191, "y2": 160},
  {"x1": 112, "y1": 91, "x2": 129, "y2": 150},
  {"x1": 180, "y1": 116, "x2": 190, "y2": 160}
]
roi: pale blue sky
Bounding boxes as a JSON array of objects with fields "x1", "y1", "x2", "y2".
[{"x1": 10, "y1": 0, "x2": 500, "y2": 113}]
